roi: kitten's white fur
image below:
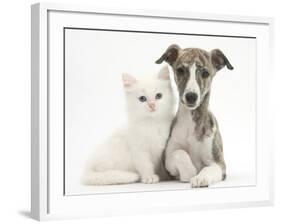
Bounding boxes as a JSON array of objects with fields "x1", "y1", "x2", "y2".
[{"x1": 82, "y1": 66, "x2": 176, "y2": 185}]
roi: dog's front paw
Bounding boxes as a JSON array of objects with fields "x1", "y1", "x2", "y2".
[
  {"x1": 141, "y1": 174, "x2": 159, "y2": 184},
  {"x1": 190, "y1": 175, "x2": 210, "y2": 188}
]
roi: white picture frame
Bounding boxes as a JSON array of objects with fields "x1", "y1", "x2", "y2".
[{"x1": 31, "y1": 2, "x2": 274, "y2": 221}]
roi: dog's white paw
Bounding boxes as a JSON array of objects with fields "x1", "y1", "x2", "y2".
[
  {"x1": 190, "y1": 175, "x2": 210, "y2": 188},
  {"x1": 141, "y1": 174, "x2": 159, "y2": 184}
]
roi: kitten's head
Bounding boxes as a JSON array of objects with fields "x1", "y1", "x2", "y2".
[{"x1": 122, "y1": 66, "x2": 175, "y2": 120}]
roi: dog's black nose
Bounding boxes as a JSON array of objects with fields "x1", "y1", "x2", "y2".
[{"x1": 185, "y1": 92, "x2": 198, "y2": 104}]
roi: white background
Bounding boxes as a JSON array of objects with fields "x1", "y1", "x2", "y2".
[
  {"x1": 0, "y1": 0, "x2": 280, "y2": 223},
  {"x1": 65, "y1": 29, "x2": 256, "y2": 195}
]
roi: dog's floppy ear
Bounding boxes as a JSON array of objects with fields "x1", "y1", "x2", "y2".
[
  {"x1": 210, "y1": 49, "x2": 234, "y2": 71},
  {"x1": 155, "y1": 44, "x2": 181, "y2": 66}
]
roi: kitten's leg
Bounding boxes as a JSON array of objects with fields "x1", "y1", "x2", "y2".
[
  {"x1": 133, "y1": 152, "x2": 159, "y2": 184},
  {"x1": 190, "y1": 163, "x2": 222, "y2": 187},
  {"x1": 165, "y1": 149, "x2": 197, "y2": 182}
]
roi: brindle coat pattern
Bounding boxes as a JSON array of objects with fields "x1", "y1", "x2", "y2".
[{"x1": 156, "y1": 44, "x2": 233, "y2": 186}]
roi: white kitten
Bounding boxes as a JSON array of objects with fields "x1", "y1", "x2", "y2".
[{"x1": 82, "y1": 66, "x2": 176, "y2": 185}]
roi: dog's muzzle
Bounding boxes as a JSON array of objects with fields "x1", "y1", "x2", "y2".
[{"x1": 185, "y1": 92, "x2": 198, "y2": 106}]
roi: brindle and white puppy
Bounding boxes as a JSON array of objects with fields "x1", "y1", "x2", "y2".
[{"x1": 156, "y1": 44, "x2": 233, "y2": 187}]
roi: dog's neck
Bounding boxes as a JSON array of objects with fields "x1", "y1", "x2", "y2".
[{"x1": 178, "y1": 92, "x2": 211, "y2": 140}]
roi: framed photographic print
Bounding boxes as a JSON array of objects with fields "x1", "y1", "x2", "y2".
[{"x1": 31, "y1": 2, "x2": 274, "y2": 221}]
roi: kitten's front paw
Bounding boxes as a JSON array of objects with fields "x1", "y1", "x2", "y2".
[
  {"x1": 141, "y1": 174, "x2": 159, "y2": 184},
  {"x1": 190, "y1": 175, "x2": 210, "y2": 188}
]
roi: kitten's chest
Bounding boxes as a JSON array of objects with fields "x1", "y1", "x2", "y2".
[
  {"x1": 130, "y1": 122, "x2": 170, "y2": 150},
  {"x1": 142, "y1": 124, "x2": 169, "y2": 144}
]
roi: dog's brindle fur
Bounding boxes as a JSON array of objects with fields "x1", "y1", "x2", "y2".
[{"x1": 156, "y1": 44, "x2": 233, "y2": 187}]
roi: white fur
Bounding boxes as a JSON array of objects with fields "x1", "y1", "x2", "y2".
[
  {"x1": 183, "y1": 63, "x2": 201, "y2": 106},
  {"x1": 165, "y1": 149, "x2": 197, "y2": 182},
  {"x1": 82, "y1": 66, "x2": 176, "y2": 185},
  {"x1": 165, "y1": 105, "x2": 220, "y2": 186},
  {"x1": 82, "y1": 170, "x2": 140, "y2": 185},
  {"x1": 190, "y1": 163, "x2": 222, "y2": 187}
]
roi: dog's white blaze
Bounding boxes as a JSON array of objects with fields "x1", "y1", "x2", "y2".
[{"x1": 183, "y1": 63, "x2": 200, "y2": 103}]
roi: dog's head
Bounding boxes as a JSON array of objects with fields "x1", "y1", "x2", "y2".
[{"x1": 156, "y1": 44, "x2": 233, "y2": 110}]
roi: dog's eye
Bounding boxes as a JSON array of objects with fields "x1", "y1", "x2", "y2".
[
  {"x1": 176, "y1": 67, "x2": 185, "y2": 76},
  {"x1": 155, "y1": 93, "x2": 162, "y2": 100},
  {"x1": 201, "y1": 70, "x2": 210, "y2": 78},
  {"x1": 138, "y1": 96, "x2": 147, "y2": 102}
]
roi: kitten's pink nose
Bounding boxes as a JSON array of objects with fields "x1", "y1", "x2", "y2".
[{"x1": 148, "y1": 101, "x2": 156, "y2": 110}]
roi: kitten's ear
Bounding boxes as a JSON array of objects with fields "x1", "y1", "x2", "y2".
[
  {"x1": 157, "y1": 66, "x2": 170, "y2": 80},
  {"x1": 122, "y1": 73, "x2": 137, "y2": 88}
]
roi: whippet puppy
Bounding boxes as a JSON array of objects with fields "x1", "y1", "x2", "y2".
[{"x1": 156, "y1": 45, "x2": 233, "y2": 187}]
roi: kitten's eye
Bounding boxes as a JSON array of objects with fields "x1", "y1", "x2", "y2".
[
  {"x1": 138, "y1": 96, "x2": 147, "y2": 102},
  {"x1": 201, "y1": 70, "x2": 210, "y2": 78},
  {"x1": 176, "y1": 67, "x2": 184, "y2": 76},
  {"x1": 155, "y1": 93, "x2": 162, "y2": 100}
]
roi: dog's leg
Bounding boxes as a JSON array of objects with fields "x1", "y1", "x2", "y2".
[
  {"x1": 165, "y1": 149, "x2": 197, "y2": 182},
  {"x1": 190, "y1": 163, "x2": 222, "y2": 187}
]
